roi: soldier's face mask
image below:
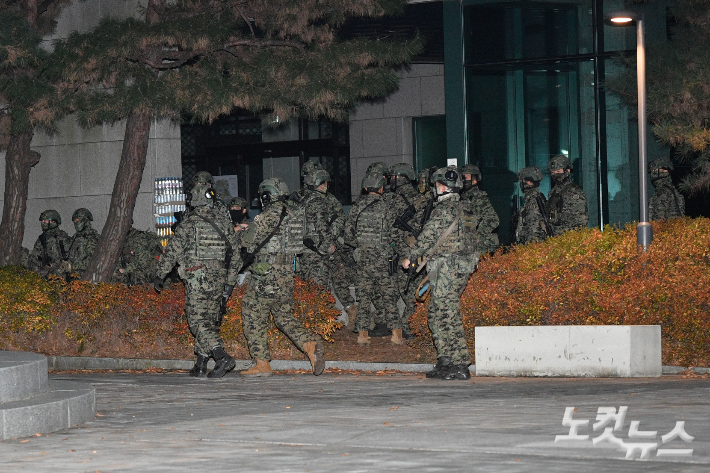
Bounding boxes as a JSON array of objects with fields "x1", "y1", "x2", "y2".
[
  {"x1": 230, "y1": 208, "x2": 247, "y2": 224},
  {"x1": 74, "y1": 218, "x2": 88, "y2": 233},
  {"x1": 41, "y1": 219, "x2": 57, "y2": 232},
  {"x1": 650, "y1": 169, "x2": 669, "y2": 182},
  {"x1": 551, "y1": 169, "x2": 569, "y2": 184},
  {"x1": 520, "y1": 180, "x2": 539, "y2": 191}
]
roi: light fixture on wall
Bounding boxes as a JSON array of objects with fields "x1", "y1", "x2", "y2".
[{"x1": 605, "y1": 10, "x2": 652, "y2": 250}]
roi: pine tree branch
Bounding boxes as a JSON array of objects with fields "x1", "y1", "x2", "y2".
[{"x1": 137, "y1": 39, "x2": 306, "y2": 69}]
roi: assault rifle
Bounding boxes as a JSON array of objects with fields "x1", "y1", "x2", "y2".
[
  {"x1": 535, "y1": 194, "x2": 555, "y2": 237},
  {"x1": 403, "y1": 198, "x2": 434, "y2": 291},
  {"x1": 393, "y1": 204, "x2": 417, "y2": 236}
]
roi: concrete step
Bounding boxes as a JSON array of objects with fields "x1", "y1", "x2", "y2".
[
  {"x1": 0, "y1": 379, "x2": 95, "y2": 440},
  {"x1": 0, "y1": 351, "x2": 95, "y2": 440},
  {"x1": 0, "y1": 351, "x2": 48, "y2": 403}
]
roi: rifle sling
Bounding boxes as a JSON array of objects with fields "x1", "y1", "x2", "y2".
[
  {"x1": 249, "y1": 205, "x2": 288, "y2": 258},
  {"x1": 416, "y1": 202, "x2": 461, "y2": 273}
]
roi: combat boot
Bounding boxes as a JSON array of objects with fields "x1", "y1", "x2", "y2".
[
  {"x1": 402, "y1": 325, "x2": 417, "y2": 340},
  {"x1": 303, "y1": 340, "x2": 325, "y2": 376},
  {"x1": 345, "y1": 304, "x2": 357, "y2": 331},
  {"x1": 240, "y1": 359, "x2": 273, "y2": 377},
  {"x1": 425, "y1": 356, "x2": 452, "y2": 379},
  {"x1": 188, "y1": 354, "x2": 209, "y2": 378},
  {"x1": 357, "y1": 330, "x2": 370, "y2": 345},
  {"x1": 443, "y1": 363, "x2": 471, "y2": 380},
  {"x1": 369, "y1": 323, "x2": 392, "y2": 337},
  {"x1": 390, "y1": 329, "x2": 404, "y2": 345},
  {"x1": 207, "y1": 346, "x2": 236, "y2": 378}
]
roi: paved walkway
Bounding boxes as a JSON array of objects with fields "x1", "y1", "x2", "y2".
[{"x1": 1, "y1": 371, "x2": 709, "y2": 472}]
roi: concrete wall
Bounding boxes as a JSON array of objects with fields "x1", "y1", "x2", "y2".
[
  {"x1": 349, "y1": 64, "x2": 445, "y2": 200},
  {"x1": 0, "y1": 0, "x2": 182, "y2": 248}
]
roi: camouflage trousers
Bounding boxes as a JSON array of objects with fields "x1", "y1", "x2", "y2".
[
  {"x1": 353, "y1": 250, "x2": 402, "y2": 332},
  {"x1": 182, "y1": 265, "x2": 226, "y2": 356},
  {"x1": 426, "y1": 256, "x2": 475, "y2": 365},
  {"x1": 241, "y1": 263, "x2": 318, "y2": 361},
  {"x1": 331, "y1": 258, "x2": 357, "y2": 307},
  {"x1": 297, "y1": 252, "x2": 331, "y2": 289}
]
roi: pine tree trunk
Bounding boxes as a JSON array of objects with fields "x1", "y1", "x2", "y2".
[
  {"x1": 83, "y1": 111, "x2": 151, "y2": 282},
  {"x1": 0, "y1": 131, "x2": 40, "y2": 266}
]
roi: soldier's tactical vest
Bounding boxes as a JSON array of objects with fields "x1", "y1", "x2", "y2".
[
  {"x1": 356, "y1": 198, "x2": 388, "y2": 248},
  {"x1": 261, "y1": 204, "x2": 307, "y2": 255},
  {"x1": 193, "y1": 219, "x2": 228, "y2": 260},
  {"x1": 435, "y1": 201, "x2": 479, "y2": 256}
]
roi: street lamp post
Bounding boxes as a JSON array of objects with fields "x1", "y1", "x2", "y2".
[{"x1": 606, "y1": 11, "x2": 653, "y2": 250}]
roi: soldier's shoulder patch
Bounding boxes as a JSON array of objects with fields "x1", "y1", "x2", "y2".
[{"x1": 254, "y1": 214, "x2": 262, "y2": 223}]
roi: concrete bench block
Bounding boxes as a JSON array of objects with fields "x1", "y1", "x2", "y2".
[{"x1": 475, "y1": 325, "x2": 662, "y2": 377}]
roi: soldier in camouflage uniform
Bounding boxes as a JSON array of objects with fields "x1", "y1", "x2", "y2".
[
  {"x1": 359, "y1": 162, "x2": 399, "y2": 338},
  {"x1": 513, "y1": 166, "x2": 551, "y2": 245},
  {"x1": 402, "y1": 166, "x2": 479, "y2": 380},
  {"x1": 459, "y1": 164, "x2": 499, "y2": 253},
  {"x1": 648, "y1": 156, "x2": 685, "y2": 221},
  {"x1": 154, "y1": 178, "x2": 241, "y2": 378},
  {"x1": 239, "y1": 178, "x2": 326, "y2": 377},
  {"x1": 546, "y1": 155, "x2": 588, "y2": 236},
  {"x1": 344, "y1": 174, "x2": 403, "y2": 345},
  {"x1": 113, "y1": 225, "x2": 164, "y2": 285},
  {"x1": 417, "y1": 167, "x2": 436, "y2": 200},
  {"x1": 62, "y1": 208, "x2": 100, "y2": 279},
  {"x1": 27, "y1": 210, "x2": 71, "y2": 278},
  {"x1": 390, "y1": 163, "x2": 431, "y2": 341},
  {"x1": 295, "y1": 169, "x2": 336, "y2": 289}
]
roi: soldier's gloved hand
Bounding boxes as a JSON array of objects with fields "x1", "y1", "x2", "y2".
[{"x1": 153, "y1": 276, "x2": 164, "y2": 293}]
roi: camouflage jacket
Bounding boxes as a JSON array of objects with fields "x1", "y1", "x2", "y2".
[
  {"x1": 461, "y1": 186, "x2": 500, "y2": 252},
  {"x1": 112, "y1": 228, "x2": 164, "y2": 285},
  {"x1": 67, "y1": 226, "x2": 100, "y2": 276},
  {"x1": 649, "y1": 177, "x2": 685, "y2": 221},
  {"x1": 515, "y1": 188, "x2": 549, "y2": 245},
  {"x1": 546, "y1": 177, "x2": 588, "y2": 236},
  {"x1": 156, "y1": 205, "x2": 241, "y2": 285},
  {"x1": 344, "y1": 193, "x2": 397, "y2": 256},
  {"x1": 323, "y1": 191, "x2": 346, "y2": 240},
  {"x1": 301, "y1": 190, "x2": 335, "y2": 255},
  {"x1": 407, "y1": 193, "x2": 479, "y2": 270},
  {"x1": 27, "y1": 228, "x2": 72, "y2": 275}
]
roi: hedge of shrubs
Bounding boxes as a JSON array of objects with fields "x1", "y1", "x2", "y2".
[
  {"x1": 409, "y1": 217, "x2": 710, "y2": 366},
  {"x1": 1, "y1": 217, "x2": 708, "y2": 366},
  {"x1": 0, "y1": 268, "x2": 341, "y2": 360}
]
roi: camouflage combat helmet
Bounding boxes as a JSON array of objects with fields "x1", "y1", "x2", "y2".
[
  {"x1": 548, "y1": 154, "x2": 572, "y2": 172},
  {"x1": 229, "y1": 197, "x2": 248, "y2": 208},
  {"x1": 366, "y1": 162, "x2": 389, "y2": 177},
  {"x1": 193, "y1": 171, "x2": 214, "y2": 186},
  {"x1": 517, "y1": 166, "x2": 544, "y2": 183},
  {"x1": 301, "y1": 160, "x2": 324, "y2": 177},
  {"x1": 304, "y1": 169, "x2": 330, "y2": 189},
  {"x1": 362, "y1": 174, "x2": 386, "y2": 191},
  {"x1": 39, "y1": 209, "x2": 61, "y2": 224},
  {"x1": 72, "y1": 208, "x2": 93, "y2": 221},
  {"x1": 648, "y1": 156, "x2": 674, "y2": 172},
  {"x1": 190, "y1": 182, "x2": 215, "y2": 207},
  {"x1": 258, "y1": 178, "x2": 289, "y2": 200},
  {"x1": 459, "y1": 164, "x2": 482, "y2": 182},
  {"x1": 430, "y1": 165, "x2": 463, "y2": 190},
  {"x1": 389, "y1": 163, "x2": 416, "y2": 181}
]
